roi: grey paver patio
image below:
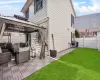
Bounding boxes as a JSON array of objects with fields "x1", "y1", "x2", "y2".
[
  {"x1": 3, "y1": 67, "x2": 13, "y2": 80},
  {"x1": 0, "y1": 48, "x2": 74, "y2": 80},
  {"x1": 11, "y1": 66, "x2": 23, "y2": 80},
  {"x1": 0, "y1": 66, "x2": 2, "y2": 80},
  {"x1": 18, "y1": 64, "x2": 30, "y2": 79}
]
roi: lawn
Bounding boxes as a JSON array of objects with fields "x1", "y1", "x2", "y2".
[{"x1": 25, "y1": 48, "x2": 100, "y2": 80}]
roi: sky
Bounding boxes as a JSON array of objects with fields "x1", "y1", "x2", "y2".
[
  {"x1": 0, "y1": 0, "x2": 27, "y2": 16},
  {"x1": 73, "y1": 0, "x2": 100, "y2": 16},
  {"x1": 0, "y1": 0, "x2": 100, "y2": 16}
]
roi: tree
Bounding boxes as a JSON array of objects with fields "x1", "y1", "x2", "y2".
[{"x1": 75, "y1": 30, "x2": 80, "y2": 38}]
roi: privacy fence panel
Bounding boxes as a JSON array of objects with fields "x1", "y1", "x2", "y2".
[{"x1": 75, "y1": 37, "x2": 98, "y2": 49}]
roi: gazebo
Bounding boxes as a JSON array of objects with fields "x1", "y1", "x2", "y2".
[{"x1": 0, "y1": 15, "x2": 46, "y2": 65}]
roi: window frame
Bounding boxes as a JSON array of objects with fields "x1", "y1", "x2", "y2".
[{"x1": 71, "y1": 14, "x2": 74, "y2": 27}]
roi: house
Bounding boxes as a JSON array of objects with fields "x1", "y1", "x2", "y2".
[
  {"x1": 74, "y1": 13, "x2": 100, "y2": 37},
  {"x1": 21, "y1": 0, "x2": 75, "y2": 52},
  {"x1": 0, "y1": 1, "x2": 76, "y2": 78},
  {"x1": 77, "y1": 29, "x2": 97, "y2": 38}
]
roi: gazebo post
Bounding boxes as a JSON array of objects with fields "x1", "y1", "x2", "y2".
[
  {"x1": 39, "y1": 29, "x2": 45, "y2": 59},
  {"x1": 0, "y1": 23, "x2": 6, "y2": 39}
]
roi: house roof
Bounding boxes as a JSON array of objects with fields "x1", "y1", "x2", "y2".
[
  {"x1": 78, "y1": 29, "x2": 87, "y2": 33},
  {"x1": 77, "y1": 29, "x2": 91, "y2": 33},
  {"x1": 21, "y1": 0, "x2": 76, "y2": 16}
]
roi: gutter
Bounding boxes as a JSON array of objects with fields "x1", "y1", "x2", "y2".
[{"x1": 36, "y1": 17, "x2": 49, "y2": 25}]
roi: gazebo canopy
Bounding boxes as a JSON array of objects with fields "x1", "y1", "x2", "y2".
[
  {"x1": 0, "y1": 15, "x2": 46, "y2": 33},
  {"x1": 0, "y1": 15, "x2": 46, "y2": 59}
]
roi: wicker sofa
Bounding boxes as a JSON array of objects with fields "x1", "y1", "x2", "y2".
[{"x1": 0, "y1": 48, "x2": 11, "y2": 65}]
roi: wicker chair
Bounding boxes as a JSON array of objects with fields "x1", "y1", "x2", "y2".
[{"x1": 13, "y1": 44, "x2": 30, "y2": 64}]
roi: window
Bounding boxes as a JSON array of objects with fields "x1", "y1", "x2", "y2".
[
  {"x1": 34, "y1": 0, "x2": 43, "y2": 13},
  {"x1": 71, "y1": 32, "x2": 75, "y2": 42},
  {"x1": 71, "y1": 14, "x2": 74, "y2": 27},
  {"x1": 25, "y1": 9, "x2": 29, "y2": 19},
  {"x1": 71, "y1": 32, "x2": 72, "y2": 42}
]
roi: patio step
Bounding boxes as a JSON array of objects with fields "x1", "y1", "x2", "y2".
[
  {"x1": 31, "y1": 33, "x2": 41, "y2": 56},
  {"x1": 31, "y1": 33, "x2": 48, "y2": 56}
]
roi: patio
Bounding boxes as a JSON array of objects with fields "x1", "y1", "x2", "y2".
[
  {"x1": 0, "y1": 48, "x2": 74, "y2": 80},
  {"x1": 0, "y1": 15, "x2": 49, "y2": 80}
]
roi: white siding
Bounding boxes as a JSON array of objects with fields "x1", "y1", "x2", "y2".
[
  {"x1": 0, "y1": 33, "x2": 25, "y2": 44},
  {"x1": 11, "y1": 34, "x2": 25, "y2": 44},
  {"x1": 47, "y1": 0, "x2": 75, "y2": 52},
  {"x1": 29, "y1": 0, "x2": 47, "y2": 23}
]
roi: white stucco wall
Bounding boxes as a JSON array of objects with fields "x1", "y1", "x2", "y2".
[
  {"x1": 29, "y1": 0, "x2": 47, "y2": 23},
  {"x1": 47, "y1": 0, "x2": 75, "y2": 52}
]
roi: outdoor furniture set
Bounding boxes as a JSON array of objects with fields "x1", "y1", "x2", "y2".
[{"x1": 0, "y1": 43, "x2": 30, "y2": 65}]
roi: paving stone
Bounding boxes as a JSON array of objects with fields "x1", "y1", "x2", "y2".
[
  {"x1": 57, "y1": 49, "x2": 74, "y2": 58},
  {"x1": 24, "y1": 62, "x2": 35, "y2": 74},
  {"x1": 18, "y1": 64, "x2": 30, "y2": 78},
  {"x1": 11, "y1": 66, "x2": 23, "y2": 80},
  {"x1": 0, "y1": 66, "x2": 3, "y2": 80},
  {"x1": 3, "y1": 67, "x2": 13, "y2": 80}
]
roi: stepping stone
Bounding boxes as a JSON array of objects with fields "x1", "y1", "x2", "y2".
[
  {"x1": 3, "y1": 67, "x2": 13, "y2": 80},
  {"x1": 11, "y1": 66, "x2": 23, "y2": 80}
]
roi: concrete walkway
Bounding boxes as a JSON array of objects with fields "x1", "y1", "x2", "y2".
[{"x1": 0, "y1": 48, "x2": 74, "y2": 80}]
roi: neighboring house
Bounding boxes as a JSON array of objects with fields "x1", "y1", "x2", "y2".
[
  {"x1": 74, "y1": 13, "x2": 100, "y2": 29},
  {"x1": 77, "y1": 29, "x2": 97, "y2": 38},
  {"x1": 74, "y1": 13, "x2": 100, "y2": 38},
  {"x1": 21, "y1": 0, "x2": 75, "y2": 52}
]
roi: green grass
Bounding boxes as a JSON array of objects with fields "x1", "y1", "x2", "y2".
[{"x1": 25, "y1": 48, "x2": 100, "y2": 80}]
